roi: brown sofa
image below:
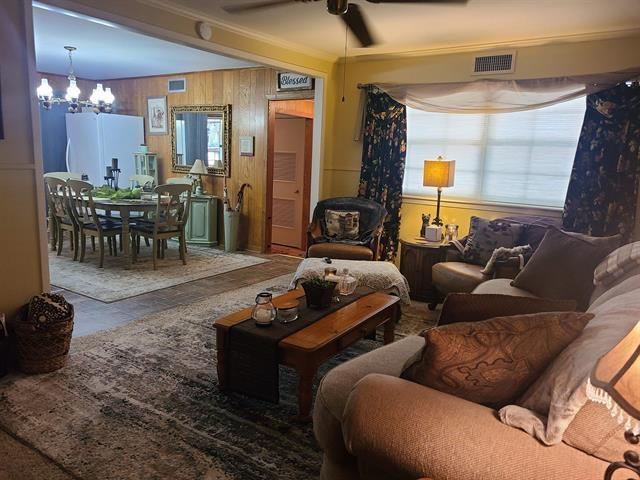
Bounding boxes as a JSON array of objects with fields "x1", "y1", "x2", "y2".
[
  {"x1": 313, "y1": 273, "x2": 637, "y2": 479},
  {"x1": 432, "y1": 215, "x2": 560, "y2": 296}
]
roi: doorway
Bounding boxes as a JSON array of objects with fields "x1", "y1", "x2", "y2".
[{"x1": 267, "y1": 99, "x2": 314, "y2": 256}]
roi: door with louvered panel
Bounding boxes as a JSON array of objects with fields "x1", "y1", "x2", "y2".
[{"x1": 272, "y1": 117, "x2": 306, "y2": 248}]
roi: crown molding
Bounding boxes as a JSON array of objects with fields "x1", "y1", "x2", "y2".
[
  {"x1": 136, "y1": 0, "x2": 338, "y2": 63},
  {"x1": 348, "y1": 28, "x2": 640, "y2": 63}
]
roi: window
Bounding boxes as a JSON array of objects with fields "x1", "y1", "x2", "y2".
[{"x1": 403, "y1": 97, "x2": 586, "y2": 208}]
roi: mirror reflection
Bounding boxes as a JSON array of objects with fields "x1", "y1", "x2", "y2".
[{"x1": 170, "y1": 105, "x2": 230, "y2": 176}]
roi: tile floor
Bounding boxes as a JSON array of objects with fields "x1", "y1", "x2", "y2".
[{"x1": 51, "y1": 253, "x2": 302, "y2": 337}]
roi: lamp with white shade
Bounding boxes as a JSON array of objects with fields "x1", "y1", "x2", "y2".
[
  {"x1": 587, "y1": 321, "x2": 640, "y2": 479},
  {"x1": 189, "y1": 159, "x2": 208, "y2": 195},
  {"x1": 423, "y1": 156, "x2": 455, "y2": 226}
]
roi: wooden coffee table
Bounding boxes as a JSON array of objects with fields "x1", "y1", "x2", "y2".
[{"x1": 214, "y1": 288, "x2": 400, "y2": 419}]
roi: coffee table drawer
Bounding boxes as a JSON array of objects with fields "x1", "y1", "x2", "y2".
[{"x1": 338, "y1": 322, "x2": 376, "y2": 350}]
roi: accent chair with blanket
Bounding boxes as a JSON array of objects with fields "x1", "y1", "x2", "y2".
[{"x1": 306, "y1": 197, "x2": 387, "y2": 261}]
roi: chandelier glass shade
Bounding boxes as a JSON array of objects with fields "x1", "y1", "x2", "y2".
[{"x1": 36, "y1": 46, "x2": 115, "y2": 114}]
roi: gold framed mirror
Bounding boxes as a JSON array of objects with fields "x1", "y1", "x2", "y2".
[{"x1": 170, "y1": 104, "x2": 231, "y2": 176}]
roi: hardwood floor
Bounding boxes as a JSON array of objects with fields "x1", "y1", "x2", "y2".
[
  {"x1": 51, "y1": 253, "x2": 302, "y2": 337},
  {"x1": 271, "y1": 244, "x2": 306, "y2": 258}
]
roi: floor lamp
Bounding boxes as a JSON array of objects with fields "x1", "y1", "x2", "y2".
[
  {"x1": 587, "y1": 321, "x2": 640, "y2": 479},
  {"x1": 423, "y1": 156, "x2": 455, "y2": 226}
]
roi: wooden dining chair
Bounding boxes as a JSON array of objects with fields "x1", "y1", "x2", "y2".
[
  {"x1": 130, "y1": 184, "x2": 192, "y2": 270},
  {"x1": 43, "y1": 173, "x2": 82, "y2": 251},
  {"x1": 67, "y1": 180, "x2": 123, "y2": 268},
  {"x1": 44, "y1": 177, "x2": 78, "y2": 259}
]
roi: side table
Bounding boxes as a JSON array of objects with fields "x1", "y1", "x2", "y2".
[
  {"x1": 399, "y1": 238, "x2": 449, "y2": 308},
  {"x1": 186, "y1": 195, "x2": 219, "y2": 246}
]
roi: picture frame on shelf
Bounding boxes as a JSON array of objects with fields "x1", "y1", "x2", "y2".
[{"x1": 147, "y1": 96, "x2": 168, "y2": 135}]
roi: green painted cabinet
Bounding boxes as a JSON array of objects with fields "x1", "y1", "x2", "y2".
[{"x1": 186, "y1": 195, "x2": 218, "y2": 246}]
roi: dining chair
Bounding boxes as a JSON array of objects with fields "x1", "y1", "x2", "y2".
[
  {"x1": 44, "y1": 177, "x2": 78, "y2": 259},
  {"x1": 166, "y1": 176, "x2": 194, "y2": 186},
  {"x1": 130, "y1": 184, "x2": 192, "y2": 270},
  {"x1": 67, "y1": 180, "x2": 123, "y2": 268},
  {"x1": 44, "y1": 172, "x2": 82, "y2": 250}
]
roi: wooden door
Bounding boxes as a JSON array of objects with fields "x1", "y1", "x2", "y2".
[{"x1": 272, "y1": 116, "x2": 306, "y2": 248}]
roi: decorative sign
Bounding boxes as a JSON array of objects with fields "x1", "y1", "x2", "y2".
[
  {"x1": 239, "y1": 136, "x2": 255, "y2": 157},
  {"x1": 277, "y1": 72, "x2": 314, "y2": 92}
]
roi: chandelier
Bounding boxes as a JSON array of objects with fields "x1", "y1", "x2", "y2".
[{"x1": 36, "y1": 46, "x2": 115, "y2": 114}]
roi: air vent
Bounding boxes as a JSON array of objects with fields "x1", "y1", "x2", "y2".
[
  {"x1": 168, "y1": 78, "x2": 186, "y2": 93},
  {"x1": 472, "y1": 51, "x2": 516, "y2": 75}
]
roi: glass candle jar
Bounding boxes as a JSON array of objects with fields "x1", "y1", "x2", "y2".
[
  {"x1": 277, "y1": 300, "x2": 299, "y2": 324},
  {"x1": 338, "y1": 268, "x2": 358, "y2": 296},
  {"x1": 252, "y1": 292, "x2": 276, "y2": 327}
]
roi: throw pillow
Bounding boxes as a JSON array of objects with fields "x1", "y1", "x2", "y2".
[
  {"x1": 462, "y1": 217, "x2": 523, "y2": 266},
  {"x1": 401, "y1": 311, "x2": 592, "y2": 408},
  {"x1": 438, "y1": 293, "x2": 577, "y2": 326},
  {"x1": 324, "y1": 210, "x2": 360, "y2": 240},
  {"x1": 593, "y1": 241, "x2": 640, "y2": 287},
  {"x1": 511, "y1": 228, "x2": 621, "y2": 310}
]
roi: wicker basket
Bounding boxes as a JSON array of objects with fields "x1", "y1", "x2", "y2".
[{"x1": 13, "y1": 303, "x2": 74, "y2": 374}]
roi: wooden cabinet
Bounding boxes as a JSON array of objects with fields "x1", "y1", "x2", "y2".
[
  {"x1": 134, "y1": 153, "x2": 159, "y2": 185},
  {"x1": 399, "y1": 239, "x2": 448, "y2": 303},
  {"x1": 186, "y1": 195, "x2": 218, "y2": 246}
]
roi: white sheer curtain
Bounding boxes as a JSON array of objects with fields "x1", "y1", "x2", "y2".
[{"x1": 376, "y1": 71, "x2": 640, "y2": 114}]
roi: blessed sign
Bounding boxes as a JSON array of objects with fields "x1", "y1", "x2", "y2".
[{"x1": 277, "y1": 72, "x2": 314, "y2": 91}]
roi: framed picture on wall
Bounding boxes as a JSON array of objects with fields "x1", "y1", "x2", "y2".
[
  {"x1": 239, "y1": 136, "x2": 255, "y2": 156},
  {"x1": 147, "y1": 96, "x2": 168, "y2": 135}
]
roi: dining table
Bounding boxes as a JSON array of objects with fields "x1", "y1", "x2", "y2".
[{"x1": 90, "y1": 196, "x2": 158, "y2": 269}]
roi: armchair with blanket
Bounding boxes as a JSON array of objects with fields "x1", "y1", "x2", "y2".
[{"x1": 306, "y1": 197, "x2": 388, "y2": 261}]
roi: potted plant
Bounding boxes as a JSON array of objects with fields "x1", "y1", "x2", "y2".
[{"x1": 301, "y1": 277, "x2": 338, "y2": 309}]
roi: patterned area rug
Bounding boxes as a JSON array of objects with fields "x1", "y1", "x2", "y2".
[
  {"x1": 0, "y1": 274, "x2": 436, "y2": 480},
  {"x1": 48, "y1": 243, "x2": 269, "y2": 302}
]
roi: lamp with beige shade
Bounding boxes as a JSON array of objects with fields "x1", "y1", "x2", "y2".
[
  {"x1": 587, "y1": 321, "x2": 640, "y2": 479},
  {"x1": 423, "y1": 156, "x2": 455, "y2": 227},
  {"x1": 189, "y1": 159, "x2": 208, "y2": 195}
]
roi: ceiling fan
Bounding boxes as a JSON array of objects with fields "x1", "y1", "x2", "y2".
[{"x1": 222, "y1": 0, "x2": 468, "y2": 48}]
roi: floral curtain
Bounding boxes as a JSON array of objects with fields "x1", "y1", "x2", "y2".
[
  {"x1": 358, "y1": 88, "x2": 407, "y2": 261},
  {"x1": 562, "y1": 83, "x2": 640, "y2": 240}
]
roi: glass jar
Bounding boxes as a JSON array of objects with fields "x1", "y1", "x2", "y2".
[
  {"x1": 338, "y1": 268, "x2": 358, "y2": 296},
  {"x1": 252, "y1": 292, "x2": 276, "y2": 327},
  {"x1": 277, "y1": 300, "x2": 299, "y2": 324}
]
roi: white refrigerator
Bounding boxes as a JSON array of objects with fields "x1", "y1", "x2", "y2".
[{"x1": 65, "y1": 112, "x2": 144, "y2": 186}]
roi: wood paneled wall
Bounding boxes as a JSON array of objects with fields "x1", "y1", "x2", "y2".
[{"x1": 101, "y1": 67, "x2": 279, "y2": 252}]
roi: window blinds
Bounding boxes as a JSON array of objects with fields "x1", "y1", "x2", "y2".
[{"x1": 403, "y1": 96, "x2": 586, "y2": 208}]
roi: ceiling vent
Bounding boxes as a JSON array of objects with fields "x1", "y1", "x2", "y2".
[
  {"x1": 168, "y1": 77, "x2": 186, "y2": 93},
  {"x1": 472, "y1": 51, "x2": 516, "y2": 75}
]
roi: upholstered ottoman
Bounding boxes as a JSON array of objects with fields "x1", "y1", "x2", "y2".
[{"x1": 290, "y1": 258, "x2": 411, "y2": 305}]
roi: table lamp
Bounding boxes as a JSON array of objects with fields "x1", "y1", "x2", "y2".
[
  {"x1": 189, "y1": 159, "x2": 208, "y2": 195},
  {"x1": 423, "y1": 156, "x2": 455, "y2": 226},
  {"x1": 587, "y1": 321, "x2": 640, "y2": 480}
]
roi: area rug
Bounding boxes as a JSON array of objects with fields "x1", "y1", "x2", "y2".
[
  {"x1": 48, "y1": 243, "x2": 269, "y2": 302},
  {"x1": 0, "y1": 274, "x2": 436, "y2": 480}
]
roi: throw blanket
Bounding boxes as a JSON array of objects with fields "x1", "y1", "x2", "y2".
[
  {"x1": 481, "y1": 245, "x2": 532, "y2": 275},
  {"x1": 498, "y1": 286, "x2": 640, "y2": 445},
  {"x1": 593, "y1": 241, "x2": 640, "y2": 286},
  {"x1": 290, "y1": 258, "x2": 411, "y2": 305}
]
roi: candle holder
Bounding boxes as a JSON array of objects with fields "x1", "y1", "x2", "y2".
[
  {"x1": 111, "y1": 168, "x2": 121, "y2": 190},
  {"x1": 104, "y1": 175, "x2": 115, "y2": 189}
]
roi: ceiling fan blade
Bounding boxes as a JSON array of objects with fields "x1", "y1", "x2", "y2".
[
  {"x1": 366, "y1": 0, "x2": 467, "y2": 3},
  {"x1": 222, "y1": 0, "x2": 297, "y2": 14},
  {"x1": 341, "y1": 3, "x2": 376, "y2": 48}
]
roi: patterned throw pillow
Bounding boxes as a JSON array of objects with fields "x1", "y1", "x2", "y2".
[
  {"x1": 462, "y1": 217, "x2": 523, "y2": 266},
  {"x1": 324, "y1": 210, "x2": 360, "y2": 240},
  {"x1": 401, "y1": 311, "x2": 592, "y2": 408},
  {"x1": 593, "y1": 241, "x2": 640, "y2": 286}
]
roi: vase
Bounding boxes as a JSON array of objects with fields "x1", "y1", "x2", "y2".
[{"x1": 224, "y1": 210, "x2": 240, "y2": 253}]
